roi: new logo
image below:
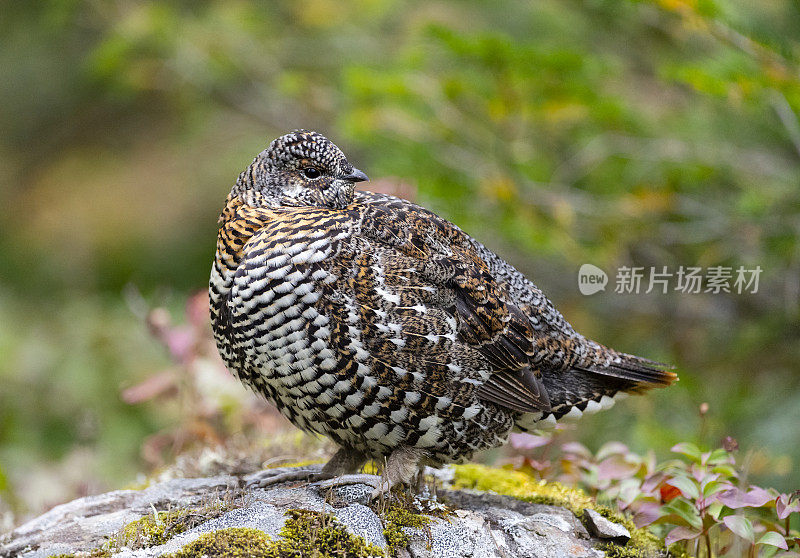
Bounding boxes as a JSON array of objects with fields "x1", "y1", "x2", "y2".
[{"x1": 578, "y1": 264, "x2": 608, "y2": 296}]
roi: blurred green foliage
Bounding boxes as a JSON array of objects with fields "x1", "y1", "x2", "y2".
[{"x1": 1, "y1": 0, "x2": 799, "y2": 521}]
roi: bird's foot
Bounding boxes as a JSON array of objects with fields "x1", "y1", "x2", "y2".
[
  {"x1": 310, "y1": 473, "x2": 382, "y2": 491},
  {"x1": 317, "y1": 446, "x2": 429, "y2": 503},
  {"x1": 244, "y1": 464, "x2": 325, "y2": 489},
  {"x1": 311, "y1": 473, "x2": 402, "y2": 504}
]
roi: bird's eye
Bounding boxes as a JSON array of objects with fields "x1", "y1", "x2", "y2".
[{"x1": 303, "y1": 167, "x2": 321, "y2": 179}]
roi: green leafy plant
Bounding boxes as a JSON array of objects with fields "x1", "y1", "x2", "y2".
[
  {"x1": 641, "y1": 442, "x2": 800, "y2": 557},
  {"x1": 509, "y1": 432, "x2": 800, "y2": 557}
]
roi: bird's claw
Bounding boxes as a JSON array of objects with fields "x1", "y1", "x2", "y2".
[
  {"x1": 244, "y1": 465, "x2": 323, "y2": 489},
  {"x1": 310, "y1": 473, "x2": 398, "y2": 502}
]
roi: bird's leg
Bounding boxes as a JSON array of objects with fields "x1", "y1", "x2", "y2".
[
  {"x1": 311, "y1": 446, "x2": 427, "y2": 499},
  {"x1": 414, "y1": 469, "x2": 426, "y2": 494},
  {"x1": 371, "y1": 446, "x2": 426, "y2": 500},
  {"x1": 319, "y1": 446, "x2": 368, "y2": 478},
  {"x1": 246, "y1": 446, "x2": 366, "y2": 489}
]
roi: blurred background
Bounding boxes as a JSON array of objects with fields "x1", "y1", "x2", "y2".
[{"x1": 1, "y1": 0, "x2": 799, "y2": 526}]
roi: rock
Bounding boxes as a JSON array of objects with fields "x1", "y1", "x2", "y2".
[
  {"x1": 582, "y1": 508, "x2": 631, "y2": 545},
  {"x1": 0, "y1": 468, "x2": 653, "y2": 557}
]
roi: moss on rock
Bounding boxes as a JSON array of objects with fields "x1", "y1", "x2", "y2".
[
  {"x1": 452, "y1": 463, "x2": 595, "y2": 510},
  {"x1": 166, "y1": 527, "x2": 273, "y2": 557},
  {"x1": 114, "y1": 509, "x2": 189, "y2": 549},
  {"x1": 167, "y1": 509, "x2": 385, "y2": 558},
  {"x1": 452, "y1": 464, "x2": 667, "y2": 558},
  {"x1": 382, "y1": 507, "x2": 431, "y2": 553}
]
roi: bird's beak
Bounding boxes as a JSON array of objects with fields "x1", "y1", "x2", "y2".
[{"x1": 341, "y1": 168, "x2": 369, "y2": 183}]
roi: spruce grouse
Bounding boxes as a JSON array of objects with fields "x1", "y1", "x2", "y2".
[{"x1": 209, "y1": 130, "x2": 676, "y2": 493}]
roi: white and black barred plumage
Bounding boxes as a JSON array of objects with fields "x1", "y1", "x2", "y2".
[{"x1": 210, "y1": 130, "x2": 676, "y2": 488}]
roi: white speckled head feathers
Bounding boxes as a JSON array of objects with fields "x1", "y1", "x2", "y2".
[{"x1": 233, "y1": 130, "x2": 368, "y2": 209}]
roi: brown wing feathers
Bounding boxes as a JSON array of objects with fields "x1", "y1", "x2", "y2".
[
  {"x1": 403, "y1": 208, "x2": 673, "y2": 413},
  {"x1": 443, "y1": 252, "x2": 552, "y2": 413}
]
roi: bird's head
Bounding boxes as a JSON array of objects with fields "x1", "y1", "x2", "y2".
[{"x1": 233, "y1": 130, "x2": 368, "y2": 209}]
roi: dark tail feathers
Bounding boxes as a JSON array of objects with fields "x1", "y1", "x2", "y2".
[{"x1": 572, "y1": 353, "x2": 677, "y2": 392}]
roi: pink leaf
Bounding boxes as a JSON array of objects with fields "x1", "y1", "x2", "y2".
[
  {"x1": 561, "y1": 442, "x2": 592, "y2": 459},
  {"x1": 121, "y1": 370, "x2": 177, "y2": 404},
  {"x1": 508, "y1": 433, "x2": 552, "y2": 450},
  {"x1": 364, "y1": 178, "x2": 417, "y2": 201},
  {"x1": 777, "y1": 493, "x2": 800, "y2": 519},
  {"x1": 717, "y1": 487, "x2": 774, "y2": 509},
  {"x1": 633, "y1": 502, "x2": 661, "y2": 527},
  {"x1": 597, "y1": 456, "x2": 640, "y2": 481},
  {"x1": 665, "y1": 526, "x2": 701, "y2": 546},
  {"x1": 641, "y1": 472, "x2": 666, "y2": 495},
  {"x1": 525, "y1": 458, "x2": 551, "y2": 471},
  {"x1": 186, "y1": 290, "x2": 211, "y2": 328},
  {"x1": 596, "y1": 441, "x2": 630, "y2": 461},
  {"x1": 164, "y1": 327, "x2": 194, "y2": 363}
]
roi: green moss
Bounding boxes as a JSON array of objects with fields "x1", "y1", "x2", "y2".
[
  {"x1": 167, "y1": 509, "x2": 385, "y2": 558},
  {"x1": 114, "y1": 509, "x2": 189, "y2": 549},
  {"x1": 279, "y1": 509, "x2": 385, "y2": 557},
  {"x1": 382, "y1": 507, "x2": 431, "y2": 553},
  {"x1": 452, "y1": 464, "x2": 669, "y2": 558},
  {"x1": 106, "y1": 490, "x2": 246, "y2": 552},
  {"x1": 452, "y1": 463, "x2": 595, "y2": 511},
  {"x1": 167, "y1": 527, "x2": 273, "y2": 557}
]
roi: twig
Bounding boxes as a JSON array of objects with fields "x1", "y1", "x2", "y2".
[{"x1": 770, "y1": 90, "x2": 800, "y2": 159}]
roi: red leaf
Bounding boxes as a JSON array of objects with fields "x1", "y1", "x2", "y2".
[{"x1": 660, "y1": 483, "x2": 682, "y2": 503}]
